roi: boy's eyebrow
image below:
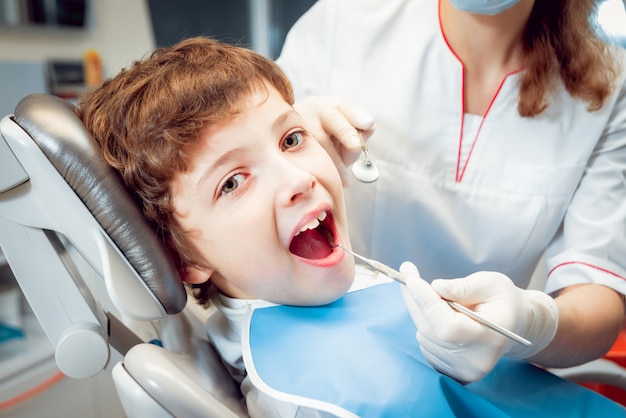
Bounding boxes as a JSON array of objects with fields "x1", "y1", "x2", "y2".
[
  {"x1": 196, "y1": 147, "x2": 243, "y2": 190},
  {"x1": 272, "y1": 109, "x2": 300, "y2": 130}
]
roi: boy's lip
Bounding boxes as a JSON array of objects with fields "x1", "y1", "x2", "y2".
[{"x1": 289, "y1": 205, "x2": 344, "y2": 267}]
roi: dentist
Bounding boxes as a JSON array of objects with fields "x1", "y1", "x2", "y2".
[{"x1": 277, "y1": 0, "x2": 626, "y2": 382}]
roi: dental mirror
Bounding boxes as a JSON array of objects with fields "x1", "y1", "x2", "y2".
[{"x1": 351, "y1": 134, "x2": 379, "y2": 183}]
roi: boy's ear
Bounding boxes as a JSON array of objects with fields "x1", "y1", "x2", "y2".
[{"x1": 182, "y1": 265, "x2": 214, "y2": 284}]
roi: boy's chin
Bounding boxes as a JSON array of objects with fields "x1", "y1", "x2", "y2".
[
  {"x1": 302, "y1": 275, "x2": 355, "y2": 306},
  {"x1": 274, "y1": 282, "x2": 353, "y2": 307}
]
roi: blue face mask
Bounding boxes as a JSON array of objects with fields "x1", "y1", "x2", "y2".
[{"x1": 449, "y1": 0, "x2": 520, "y2": 15}]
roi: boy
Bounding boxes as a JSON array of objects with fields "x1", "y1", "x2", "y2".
[{"x1": 76, "y1": 36, "x2": 368, "y2": 417}]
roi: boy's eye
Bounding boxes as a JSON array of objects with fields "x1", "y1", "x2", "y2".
[
  {"x1": 221, "y1": 173, "x2": 246, "y2": 195},
  {"x1": 282, "y1": 131, "x2": 304, "y2": 150}
]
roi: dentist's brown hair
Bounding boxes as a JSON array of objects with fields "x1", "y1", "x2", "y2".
[{"x1": 519, "y1": 0, "x2": 620, "y2": 117}]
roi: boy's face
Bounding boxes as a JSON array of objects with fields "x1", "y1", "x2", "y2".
[{"x1": 171, "y1": 84, "x2": 355, "y2": 306}]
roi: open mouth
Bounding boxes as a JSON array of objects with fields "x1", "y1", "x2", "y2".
[{"x1": 289, "y1": 211, "x2": 336, "y2": 260}]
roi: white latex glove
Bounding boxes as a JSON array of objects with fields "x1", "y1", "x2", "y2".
[
  {"x1": 400, "y1": 262, "x2": 559, "y2": 383},
  {"x1": 294, "y1": 96, "x2": 376, "y2": 185}
]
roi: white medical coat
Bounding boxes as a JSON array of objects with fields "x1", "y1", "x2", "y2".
[{"x1": 277, "y1": 0, "x2": 626, "y2": 295}]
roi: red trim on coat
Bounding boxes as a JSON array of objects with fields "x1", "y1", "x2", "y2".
[
  {"x1": 437, "y1": 0, "x2": 523, "y2": 183},
  {"x1": 456, "y1": 80, "x2": 506, "y2": 182},
  {"x1": 548, "y1": 261, "x2": 626, "y2": 282}
]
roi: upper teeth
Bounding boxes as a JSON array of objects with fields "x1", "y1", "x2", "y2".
[{"x1": 295, "y1": 211, "x2": 327, "y2": 235}]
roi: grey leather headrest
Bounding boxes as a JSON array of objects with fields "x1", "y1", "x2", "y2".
[{"x1": 14, "y1": 94, "x2": 186, "y2": 314}]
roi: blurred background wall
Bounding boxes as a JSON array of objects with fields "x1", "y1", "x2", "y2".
[{"x1": 0, "y1": 0, "x2": 316, "y2": 117}]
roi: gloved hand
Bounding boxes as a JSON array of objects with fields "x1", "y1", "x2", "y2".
[
  {"x1": 294, "y1": 96, "x2": 375, "y2": 185},
  {"x1": 400, "y1": 262, "x2": 559, "y2": 383}
]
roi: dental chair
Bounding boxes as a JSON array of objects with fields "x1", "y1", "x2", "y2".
[{"x1": 0, "y1": 94, "x2": 247, "y2": 417}]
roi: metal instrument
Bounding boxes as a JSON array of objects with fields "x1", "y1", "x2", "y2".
[{"x1": 336, "y1": 245, "x2": 532, "y2": 347}]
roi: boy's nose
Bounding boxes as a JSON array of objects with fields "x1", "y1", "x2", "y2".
[
  {"x1": 290, "y1": 177, "x2": 317, "y2": 203},
  {"x1": 277, "y1": 164, "x2": 317, "y2": 205}
]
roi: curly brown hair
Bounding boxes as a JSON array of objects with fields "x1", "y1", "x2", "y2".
[
  {"x1": 519, "y1": 0, "x2": 621, "y2": 116},
  {"x1": 76, "y1": 37, "x2": 294, "y2": 307}
]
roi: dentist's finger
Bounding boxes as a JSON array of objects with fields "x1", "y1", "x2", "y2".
[
  {"x1": 317, "y1": 100, "x2": 375, "y2": 165},
  {"x1": 400, "y1": 262, "x2": 454, "y2": 328}
]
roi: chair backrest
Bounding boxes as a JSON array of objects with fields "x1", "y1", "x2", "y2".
[
  {"x1": 0, "y1": 93, "x2": 188, "y2": 377},
  {"x1": 13, "y1": 93, "x2": 187, "y2": 314}
]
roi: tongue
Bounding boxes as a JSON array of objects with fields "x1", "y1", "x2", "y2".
[{"x1": 289, "y1": 228, "x2": 333, "y2": 259}]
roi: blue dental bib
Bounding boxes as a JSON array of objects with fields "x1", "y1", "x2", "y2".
[{"x1": 242, "y1": 282, "x2": 625, "y2": 417}]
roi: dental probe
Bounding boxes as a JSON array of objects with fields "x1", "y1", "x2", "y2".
[{"x1": 335, "y1": 245, "x2": 532, "y2": 347}]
